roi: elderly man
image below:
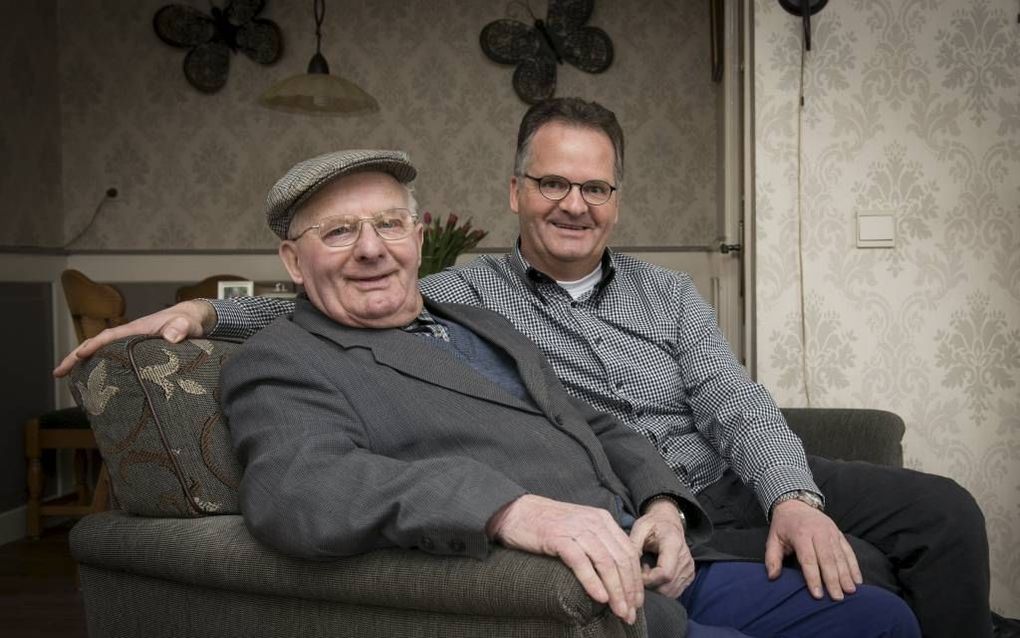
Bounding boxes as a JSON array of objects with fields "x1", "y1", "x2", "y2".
[
  {"x1": 217, "y1": 149, "x2": 917, "y2": 638},
  {"x1": 56, "y1": 99, "x2": 996, "y2": 637}
]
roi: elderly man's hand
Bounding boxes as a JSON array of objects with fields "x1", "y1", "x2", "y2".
[
  {"x1": 487, "y1": 494, "x2": 643, "y2": 625},
  {"x1": 629, "y1": 499, "x2": 694, "y2": 598},
  {"x1": 53, "y1": 299, "x2": 217, "y2": 377},
  {"x1": 766, "y1": 499, "x2": 862, "y2": 600}
]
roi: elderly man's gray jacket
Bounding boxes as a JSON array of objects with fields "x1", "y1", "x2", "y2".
[{"x1": 222, "y1": 296, "x2": 711, "y2": 561}]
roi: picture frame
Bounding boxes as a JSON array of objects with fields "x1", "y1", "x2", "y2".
[{"x1": 217, "y1": 280, "x2": 255, "y2": 299}]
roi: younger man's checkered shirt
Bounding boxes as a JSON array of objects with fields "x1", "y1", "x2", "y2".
[{"x1": 211, "y1": 245, "x2": 819, "y2": 514}]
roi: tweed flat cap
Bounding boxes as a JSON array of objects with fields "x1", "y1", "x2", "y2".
[{"x1": 266, "y1": 149, "x2": 417, "y2": 238}]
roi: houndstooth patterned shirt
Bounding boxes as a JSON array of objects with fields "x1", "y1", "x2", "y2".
[{"x1": 210, "y1": 245, "x2": 818, "y2": 513}]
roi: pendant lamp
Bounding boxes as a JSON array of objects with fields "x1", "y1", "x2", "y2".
[{"x1": 258, "y1": 0, "x2": 379, "y2": 115}]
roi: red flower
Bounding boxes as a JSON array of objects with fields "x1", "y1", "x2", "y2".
[{"x1": 418, "y1": 212, "x2": 488, "y2": 277}]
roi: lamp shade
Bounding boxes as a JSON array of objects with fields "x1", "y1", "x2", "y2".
[
  {"x1": 259, "y1": 71, "x2": 379, "y2": 115},
  {"x1": 257, "y1": 0, "x2": 379, "y2": 116}
]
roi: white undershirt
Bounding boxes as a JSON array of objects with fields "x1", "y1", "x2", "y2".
[{"x1": 557, "y1": 265, "x2": 603, "y2": 300}]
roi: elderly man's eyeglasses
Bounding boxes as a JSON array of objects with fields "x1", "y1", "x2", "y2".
[
  {"x1": 524, "y1": 174, "x2": 618, "y2": 206},
  {"x1": 290, "y1": 208, "x2": 419, "y2": 248}
]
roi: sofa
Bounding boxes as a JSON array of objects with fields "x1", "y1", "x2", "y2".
[{"x1": 67, "y1": 336, "x2": 904, "y2": 638}]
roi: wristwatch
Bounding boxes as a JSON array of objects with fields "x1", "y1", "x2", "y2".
[
  {"x1": 772, "y1": 490, "x2": 824, "y2": 515},
  {"x1": 642, "y1": 494, "x2": 687, "y2": 531}
]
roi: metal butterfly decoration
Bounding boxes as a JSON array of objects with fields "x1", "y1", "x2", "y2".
[
  {"x1": 153, "y1": 0, "x2": 283, "y2": 94},
  {"x1": 480, "y1": 0, "x2": 614, "y2": 105}
]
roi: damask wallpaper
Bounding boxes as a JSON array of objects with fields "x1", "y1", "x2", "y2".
[
  {"x1": 16, "y1": 0, "x2": 719, "y2": 251},
  {"x1": 754, "y1": 0, "x2": 1020, "y2": 614},
  {"x1": 0, "y1": 1, "x2": 63, "y2": 248}
]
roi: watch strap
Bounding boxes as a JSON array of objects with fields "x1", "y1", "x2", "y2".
[{"x1": 771, "y1": 489, "x2": 825, "y2": 517}]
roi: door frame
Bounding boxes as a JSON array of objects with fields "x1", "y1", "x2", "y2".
[
  {"x1": 713, "y1": 0, "x2": 754, "y2": 368},
  {"x1": 739, "y1": 0, "x2": 757, "y2": 377}
]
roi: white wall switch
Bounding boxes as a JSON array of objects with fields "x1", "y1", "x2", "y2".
[{"x1": 857, "y1": 212, "x2": 896, "y2": 248}]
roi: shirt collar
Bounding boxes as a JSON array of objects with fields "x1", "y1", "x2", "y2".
[
  {"x1": 402, "y1": 307, "x2": 450, "y2": 341},
  {"x1": 509, "y1": 238, "x2": 617, "y2": 299}
]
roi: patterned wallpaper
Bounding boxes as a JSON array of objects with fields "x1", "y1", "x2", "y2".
[
  {"x1": 0, "y1": 1, "x2": 63, "y2": 248},
  {"x1": 754, "y1": 0, "x2": 1020, "y2": 615},
  {"x1": 15, "y1": 0, "x2": 720, "y2": 251}
]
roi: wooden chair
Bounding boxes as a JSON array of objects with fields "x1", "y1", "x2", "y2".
[
  {"x1": 24, "y1": 270, "x2": 124, "y2": 538},
  {"x1": 175, "y1": 274, "x2": 248, "y2": 303}
]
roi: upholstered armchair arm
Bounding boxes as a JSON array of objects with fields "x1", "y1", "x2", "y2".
[
  {"x1": 68, "y1": 337, "x2": 653, "y2": 637},
  {"x1": 780, "y1": 408, "x2": 905, "y2": 468},
  {"x1": 71, "y1": 511, "x2": 645, "y2": 637}
]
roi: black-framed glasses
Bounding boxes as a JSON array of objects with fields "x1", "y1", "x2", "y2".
[
  {"x1": 524, "y1": 174, "x2": 618, "y2": 206},
  {"x1": 290, "y1": 208, "x2": 419, "y2": 248}
]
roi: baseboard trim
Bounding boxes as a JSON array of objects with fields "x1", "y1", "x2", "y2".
[{"x1": 0, "y1": 497, "x2": 79, "y2": 546}]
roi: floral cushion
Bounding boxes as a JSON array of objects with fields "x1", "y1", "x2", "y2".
[{"x1": 70, "y1": 336, "x2": 243, "y2": 517}]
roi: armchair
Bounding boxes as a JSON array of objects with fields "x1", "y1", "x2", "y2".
[{"x1": 67, "y1": 336, "x2": 905, "y2": 637}]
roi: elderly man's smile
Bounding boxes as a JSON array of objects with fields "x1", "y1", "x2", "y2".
[{"x1": 346, "y1": 272, "x2": 395, "y2": 289}]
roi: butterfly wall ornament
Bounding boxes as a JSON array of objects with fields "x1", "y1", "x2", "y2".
[
  {"x1": 153, "y1": 0, "x2": 283, "y2": 94},
  {"x1": 479, "y1": 0, "x2": 614, "y2": 105}
]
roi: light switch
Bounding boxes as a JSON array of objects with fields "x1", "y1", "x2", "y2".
[{"x1": 857, "y1": 212, "x2": 895, "y2": 248}]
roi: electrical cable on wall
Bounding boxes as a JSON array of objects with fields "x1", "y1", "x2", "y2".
[
  {"x1": 0, "y1": 187, "x2": 117, "y2": 251},
  {"x1": 795, "y1": 42, "x2": 812, "y2": 407},
  {"x1": 779, "y1": 0, "x2": 829, "y2": 408},
  {"x1": 63, "y1": 188, "x2": 118, "y2": 249}
]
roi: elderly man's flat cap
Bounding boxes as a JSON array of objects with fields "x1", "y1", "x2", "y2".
[{"x1": 266, "y1": 149, "x2": 417, "y2": 238}]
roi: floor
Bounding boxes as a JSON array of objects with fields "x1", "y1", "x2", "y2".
[{"x1": 0, "y1": 522, "x2": 88, "y2": 637}]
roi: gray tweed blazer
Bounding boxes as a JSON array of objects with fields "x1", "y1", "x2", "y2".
[{"x1": 221, "y1": 296, "x2": 711, "y2": 563}]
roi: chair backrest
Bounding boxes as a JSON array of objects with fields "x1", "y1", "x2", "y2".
[
  {"x1": 176, "y1": 274, "x2": 249, "y2": 303},
  {"x1": 781, "y1": 407, "x2": 904, "y2": 467},
  {"x1": 61, "y1": 270, "x2": 126, "y2": 344}
]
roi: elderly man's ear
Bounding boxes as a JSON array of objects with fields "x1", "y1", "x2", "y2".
[
  {"x1": 278, "y1": 241, "x2": 305, "y2": 287},
  {"x1": 415, "y1": 224, "x2": 424, "y2": 269}
]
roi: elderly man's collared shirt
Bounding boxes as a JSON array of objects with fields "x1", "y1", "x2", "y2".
[
  {"x1": 211, "y1": 246, "x2": 818, "y2": 513},
  {"x1": 404, "y1": 308, "x2": 450, "y2": 341}
]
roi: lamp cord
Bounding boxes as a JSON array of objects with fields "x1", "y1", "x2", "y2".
[
  {"x1": 796, "y1": 41, "x2": 812, "y2": 407},
  {"x1": 314, "y1": 0, "x2": 324, "y2": 55}
]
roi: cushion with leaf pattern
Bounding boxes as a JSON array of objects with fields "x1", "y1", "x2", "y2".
[{"x1": 70, "y1": 336, "x2": 243, "y2": 517}]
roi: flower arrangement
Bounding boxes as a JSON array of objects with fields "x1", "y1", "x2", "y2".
[{"x1": 418, "y1": 211, "x2": 487, "y2": 277}]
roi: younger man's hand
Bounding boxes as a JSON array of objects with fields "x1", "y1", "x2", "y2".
[{"x1": 53, "y1": 299, "x2": 216, "y2": 377}]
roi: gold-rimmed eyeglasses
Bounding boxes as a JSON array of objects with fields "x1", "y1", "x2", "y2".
[
  {"x1": 524, "y1": 174, "x2": 618, "y2": 206},
  {"x1": 290, "y1": 208, "x2": 419, "y2": 248}
]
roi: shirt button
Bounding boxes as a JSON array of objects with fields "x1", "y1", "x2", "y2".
[
  {"x1": 594, "y1": 336, "x2": 603, "y2": 345},
  {"x1": 615, "y1": 381, "x2": 624, "y2": 390},
  {"x1": 420, "y1": 536, "x2": 435, "y2": 550},
  {"x1": 570, "y1": 301, "x2": 578, "y2": 308},
  {"x1": 448, "y1": 539, "x2": 466, "y2": 553}
]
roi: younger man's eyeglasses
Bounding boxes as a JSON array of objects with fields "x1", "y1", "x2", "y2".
[{"x1": 524, "y1": 174, "x2": 618, "y2": 206}]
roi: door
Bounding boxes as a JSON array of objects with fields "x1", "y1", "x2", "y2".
[{"x1": 638, "y1": 0, "x2": 749, "y2": 365}]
